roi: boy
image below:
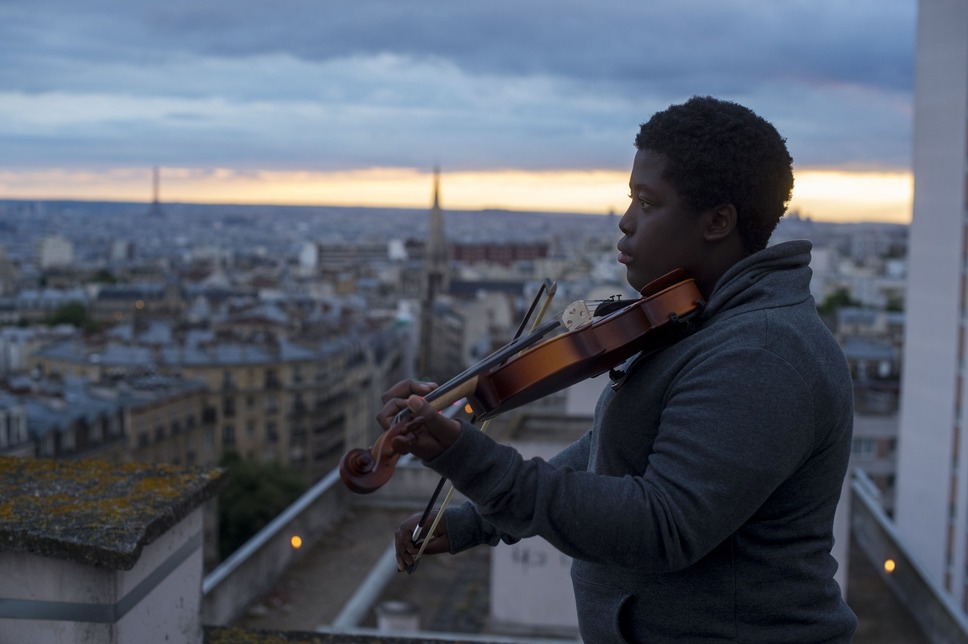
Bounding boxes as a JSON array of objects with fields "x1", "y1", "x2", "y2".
[{"x1": 382, "y1": 96, "x2": 856, "y2": 643}]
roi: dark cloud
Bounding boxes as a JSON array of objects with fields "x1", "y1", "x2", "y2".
[
  {"x1": 1, "y1": 0, "x2": 915, "y2": 94},
  {"x1": 0, "y1": 0, "x2": 917, "y2": 173}
]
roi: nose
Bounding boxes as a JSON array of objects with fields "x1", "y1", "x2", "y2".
[{"x1": 618, "y1": 202, "x2": 635, "y2": 236}]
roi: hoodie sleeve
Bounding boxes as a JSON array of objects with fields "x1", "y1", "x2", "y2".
[
  {"x1": 428, "y1": 346, "x2": 822, "y2": 571},
  {"x1": 443, "y1": 427, "x2": 592, "y2": 553}
]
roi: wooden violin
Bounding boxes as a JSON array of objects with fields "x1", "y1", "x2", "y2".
[{"x1": 339, "y1": 269, "x2": 704, "y2": 494}]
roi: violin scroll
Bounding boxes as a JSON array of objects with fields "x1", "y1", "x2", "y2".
[
  {"x1": 339, "y1": 427, "x2": 404, "y2": 494},
  {"x1": 339, "y1": 381, "x2": 475, "y2": 494}
]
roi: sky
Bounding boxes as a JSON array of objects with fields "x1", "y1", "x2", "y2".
[{"x1": 0, "y1": 0, "x2": 917, "y2": 223}]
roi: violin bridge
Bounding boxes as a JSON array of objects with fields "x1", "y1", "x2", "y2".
[{"x1": 562, "y1": 300, "x2": 599, "y2": 330}]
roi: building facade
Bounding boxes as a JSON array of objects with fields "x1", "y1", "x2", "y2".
[
  {"x1": 31, "y1": 327, "x2": 407, "y2": 482},
  {"x1": 895, "y1": 0, "x2": 968, "y2": 609}
]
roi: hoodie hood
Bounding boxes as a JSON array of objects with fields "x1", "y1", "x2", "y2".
[{"x1": 699, "y1": 239, "x2": 814, "y2": 323}]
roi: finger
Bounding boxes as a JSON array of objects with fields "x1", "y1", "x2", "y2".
[
  {"x1": 376, "y1": 397, "x2": 411, "y2": 430},
  {"x1": 395, "y1": 415, "x2": 457, "y2": 462},
  {"x1": 381, "y1": 379, "x2": 437, "y2": 404},
  {"x1": 406, "y1": 395, "x2": 457, "y2": 423},
  {"x1": 429, "y1": 532, "x2": 452, "y2": 555},
  {"x1": 402, "y1": 415, "x2": 452, "y2": 456},
  {"x1": 405, "y1": 396, "x2": 462, "y2": 441},
  {"x1": 400, "y1": 513, "x2": 421, "y2": 533},
  {"x1": 376, "y1": 384, "x2": 441, "y2": 430},
  {"x1": 380, "y1": 379, "x2": 416, "y2": 404},
  {"x1": 394, "y1": 540, "x2": 414, "y2": 571},
  {"x1": 390, "y1": 432, "x2": 414, "y2": 455}
]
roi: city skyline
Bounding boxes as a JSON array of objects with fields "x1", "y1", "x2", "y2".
[
  {"x1": 0, "y1": 166, "x2": 913, "y2": 225},
  {"x1": 0, "y1": 1, "x2": 916, "y2": 223}
]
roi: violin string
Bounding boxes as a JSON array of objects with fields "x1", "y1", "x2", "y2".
[{"x1": 408, "y1": 281, "x2": 558, "y2": 572}]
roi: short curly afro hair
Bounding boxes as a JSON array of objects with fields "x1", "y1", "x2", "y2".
[{"x1": 635, "y1": 96, "x2": 794, "y2": 255}]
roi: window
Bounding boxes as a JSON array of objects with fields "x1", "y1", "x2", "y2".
[
  {"x1": 222, "y1": 424, "x2": 236, "y2": 447},
  {"x1": 89, "y1": 419, "x2": 103, "y2": 444},
  {"x1": 222, "y1": 396, "x2": 236, "y2": 418},
  {"x1": 61, "y1": 428, "x2": 76, "y2": 453},
  {"x1": 852, "y1": 438, "x2": 876, "y2": 458},
  {"x1": 265, "y1": 369, "x2": 280, "y2": 389},
  {"x1": 12, "y1": 414, "x2": 26, "y2": 443}
]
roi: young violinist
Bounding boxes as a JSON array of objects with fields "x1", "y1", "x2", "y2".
[{"x1": 379, "y1": 96, "x2": 857, "y2": 643}]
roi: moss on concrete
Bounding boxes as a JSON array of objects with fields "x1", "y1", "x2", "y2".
[{"x1": 0, "y1": 456, "x2": 223, "y2": 570}]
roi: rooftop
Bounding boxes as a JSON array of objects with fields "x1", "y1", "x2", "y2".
[
  {"x1": 224, "y1": 404, "x2": 929, "y2": 643},
  {"x1": 0, "y1": 440, "x2": 938, "y2": 644},
  {"x1": 225, "y1": 501, "x2": 927, "y2": 642},
  {"x1": 0, "y1": 456, "x2": 223, "y2": 570}
]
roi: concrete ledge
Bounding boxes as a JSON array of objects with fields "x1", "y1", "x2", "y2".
[
  {"x1": 852, "y1": 470, "x2": 968, "y2": 643},
  {"x1": 0, "y1": 456, "x2": 223, "y2": 570},
  {"x1": 205, "y1": 625, "x2": 568, "y2": 643}
]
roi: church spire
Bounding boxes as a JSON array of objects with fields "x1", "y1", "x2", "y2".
[
  {"x1": 418, "y1": 166, "x2": 450, "y2": 377},
  {"x1": 425, "y1": 165, "x2": 448, "y2": 267},
  {"x1": 432, "y1": 165, "x2": 441, "y2": 210}
]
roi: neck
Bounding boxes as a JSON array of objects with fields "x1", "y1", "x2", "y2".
[{"x1": 695, "y1": 237, "x2": 746, "y2": 299}]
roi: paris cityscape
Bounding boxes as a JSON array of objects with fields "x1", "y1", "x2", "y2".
[
  {"x1": 2, "y1": 0, "x2": 964, "y2": 642},
  {"x1": 0, "y1": 192, "x2": 916, "y2": 641}
]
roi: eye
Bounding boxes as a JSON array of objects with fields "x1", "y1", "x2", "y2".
[{"x1": 628, "y1": 192, "x2": 652, "y2": 209}]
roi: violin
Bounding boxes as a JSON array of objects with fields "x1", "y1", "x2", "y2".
[{"x1": 339, "y1": 269, "x2": 704, "y2": 494}]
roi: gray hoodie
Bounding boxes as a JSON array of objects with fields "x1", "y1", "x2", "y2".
[{"x1": 432, "y1": 240, "x2": 857, "y2": 643}]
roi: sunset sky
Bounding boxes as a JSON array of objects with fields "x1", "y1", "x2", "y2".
[{"x1": 0, "y1": 1, "x2": 917, "y2": 224}]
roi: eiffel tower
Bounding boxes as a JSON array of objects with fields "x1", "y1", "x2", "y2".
[{"x1": 147, "y1": 166, "x2": 164, "y2": 217}]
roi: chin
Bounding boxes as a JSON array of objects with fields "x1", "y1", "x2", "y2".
[{"x1": 625, "y1": 271, "x2": 646, "y2": 294}]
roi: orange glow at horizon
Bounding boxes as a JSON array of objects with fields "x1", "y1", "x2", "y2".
[
  {"x1": 789, "y1": 170, "x2": 913, "y2": 225},
  {"x1": 0, "y1": 166, "x2": 912, "y2": 224}
]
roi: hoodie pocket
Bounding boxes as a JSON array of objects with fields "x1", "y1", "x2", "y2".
[{"x1": 572, "y1": 573, "x2": 634, "y2": 643}]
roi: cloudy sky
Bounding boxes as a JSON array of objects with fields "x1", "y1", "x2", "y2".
[{"x1": 0, "y1": 0, "x2": 917, "y2": 221}]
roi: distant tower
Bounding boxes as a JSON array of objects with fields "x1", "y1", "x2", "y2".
[
  {"x1": 147, "y1": 166, "x2": 164, "y2": 217},
  {"x1": 418, "y1": 167, "x2": 450, "y2": 377},
  {"x1": 895, "y1": 0, "x2": 968, "y2": 610}
]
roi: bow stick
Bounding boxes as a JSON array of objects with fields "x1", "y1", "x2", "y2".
[{"x1": 408, "y1": 279, "x2": 558, "y2": 572}]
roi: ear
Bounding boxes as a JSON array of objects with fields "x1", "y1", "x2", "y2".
[{"x1": 702, "y1": 203, "x2": 737, "y2": 242}]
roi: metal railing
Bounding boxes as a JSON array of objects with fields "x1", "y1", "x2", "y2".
[{"x1": 851, "y1": 469, "x2": 968, "y2": 644}]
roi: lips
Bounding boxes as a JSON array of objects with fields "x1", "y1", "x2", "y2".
[{"x1": 616, "y1": 242, "x2": 631, "y2": 265}]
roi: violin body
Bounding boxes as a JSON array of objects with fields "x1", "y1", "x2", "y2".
[
  {"x1": 339, "y1": 270, "x2": 703, "y2": 493},
  {"x1": 470, "y1": 275, "x2": 701, "y2": 418}
]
